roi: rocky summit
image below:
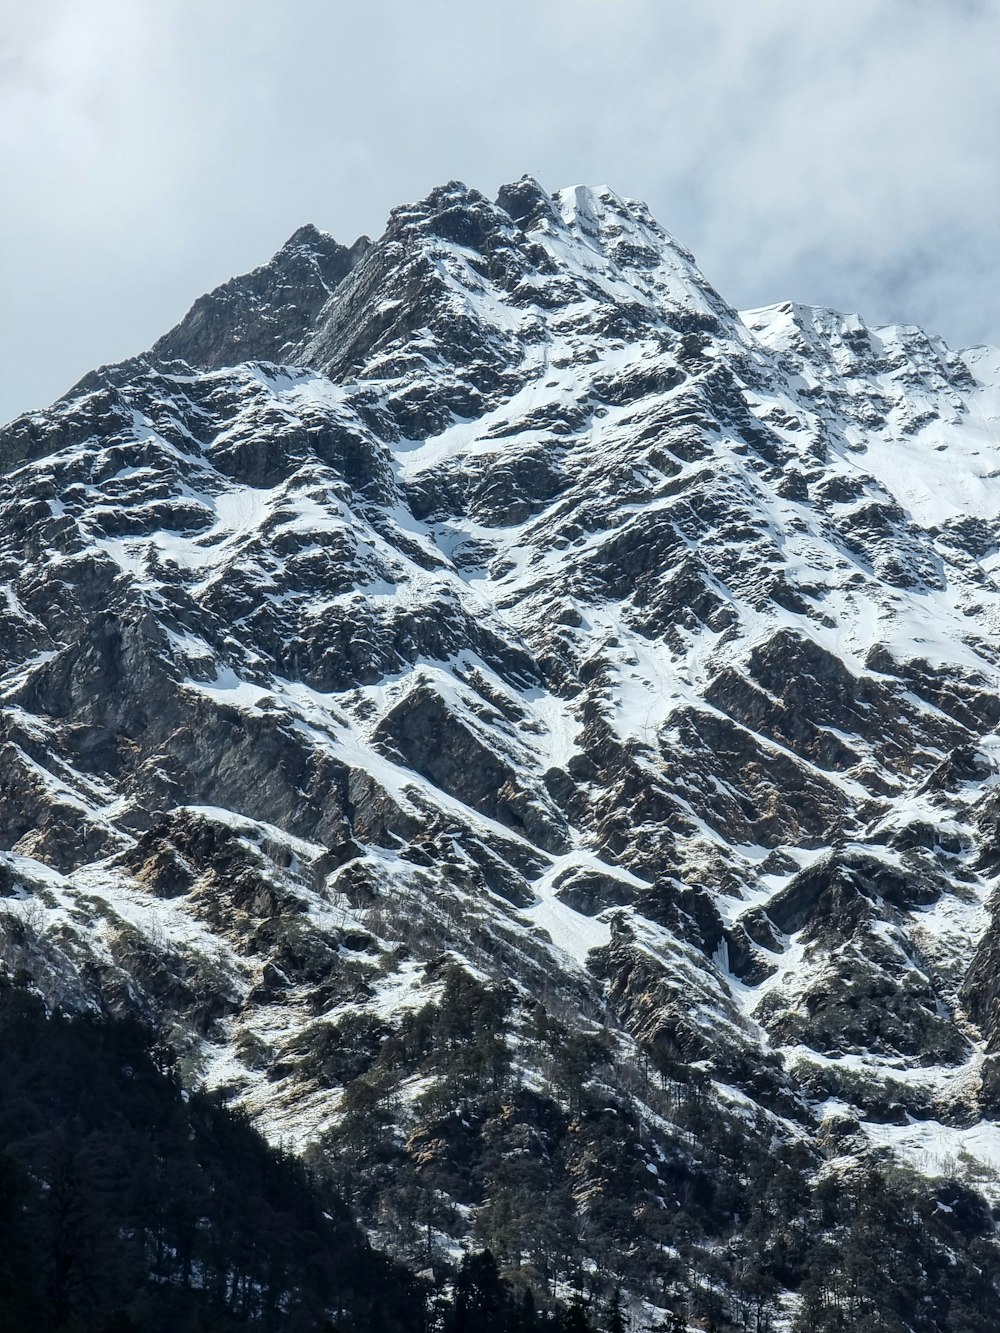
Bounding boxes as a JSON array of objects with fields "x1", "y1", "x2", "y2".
[{"x1": 4, "y1": 178, "x2": 1000, "y2": 1328}]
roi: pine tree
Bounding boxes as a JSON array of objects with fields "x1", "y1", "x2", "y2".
[
  {"x1": 445, "y1": 1249, "x2": 512, "y2": 1333},
  {"x1": 516, "y1": 1287, "x2": 541, "y2": 1333},
  {"x1": 560, "y1": 1292, "x2": 593, "y2": 1333},
  {"x1": 607, "y1": 1287, "x2": 626, "y2": 1333}
]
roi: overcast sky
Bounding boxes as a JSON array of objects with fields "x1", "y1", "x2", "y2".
[{"x1": 2, "y1": 0, "x2": 998, "y2": 424}]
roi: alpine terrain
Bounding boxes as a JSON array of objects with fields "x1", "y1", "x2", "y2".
[{"x1": 4, "y1": 177, "x2": 1000, "y2": 1331}]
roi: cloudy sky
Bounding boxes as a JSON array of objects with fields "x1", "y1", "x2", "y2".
[{"x1": 2, "y1": 0, "x2": 998, "y2": 424}]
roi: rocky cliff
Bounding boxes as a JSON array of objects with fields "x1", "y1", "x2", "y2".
[{"x1": 4, "y1": 178, "x2": 1000, "y2": 1325}]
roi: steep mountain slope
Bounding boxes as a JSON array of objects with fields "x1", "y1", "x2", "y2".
[{"x1": 3, "y1": 177, "x2": 1000, "y2": 1324}]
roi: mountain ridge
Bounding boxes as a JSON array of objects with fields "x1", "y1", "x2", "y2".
[{"x1": 4, "y1": 175, "x2": 1000, "y2": 1328}]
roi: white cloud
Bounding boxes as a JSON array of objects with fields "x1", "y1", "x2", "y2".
[{"x1": 2, "y1": 0, "x2": 997, "y2": 422}]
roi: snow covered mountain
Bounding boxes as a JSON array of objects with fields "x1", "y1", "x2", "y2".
[{"x1": 4, "y1": 177, "x2": 1000, "y2": 1323}]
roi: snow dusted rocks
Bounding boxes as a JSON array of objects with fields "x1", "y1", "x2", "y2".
[{"x1": 4, "y1": 178, "x2": 1000, "y2": 1223}]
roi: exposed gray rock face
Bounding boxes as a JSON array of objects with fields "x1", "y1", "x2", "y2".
[
  {"x1": 151, "y1": 225, "x2": 370, "y2": 370},
  {"x1": 3, "y1": 176, "x2": 1000, "y2": 1287}
]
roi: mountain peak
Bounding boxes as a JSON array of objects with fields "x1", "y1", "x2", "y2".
[
  {"x1": 5, "y1": 177, "x2": 1000, "y2": 1328},
  {"x1": 495, "y1": 175, "x2": 558, "y2": 229},
  {"x1": 147, "y1": 222, "x2": 369, "y2": 372}
]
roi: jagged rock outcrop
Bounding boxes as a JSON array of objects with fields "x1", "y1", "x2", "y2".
[{"x1": 3, "y1": 176, "x2": 1000, "y2": 1313}]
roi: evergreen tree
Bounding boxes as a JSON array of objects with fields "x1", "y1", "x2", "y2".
[
  {"x1": 560, "y1": 1293, "x2": 593, "y2": 1333},
  {"x1": 607, "y1": 1288, "x2": 626, "y2": 1333},
  {"x1": 445, "y1": 1250, "x2": 512, "y2": 1333},
  {"x1": 0, "y1": 1151, "x2": 42, "y2": 1332}
]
